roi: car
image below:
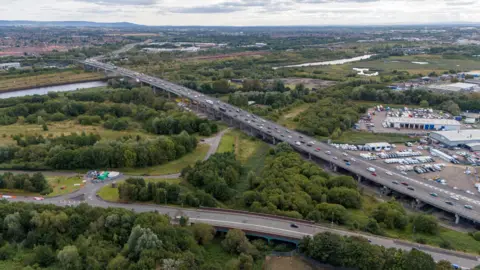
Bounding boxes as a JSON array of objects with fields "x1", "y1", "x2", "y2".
[
  {"x1": 401, "y1": 182, "x2": 408, "y2": 186},
  {"x1": 407, "y1": 187, "x2": 415, "y2": 191},
  {"x1": 288, "y1": 135, "x2": 293, "y2": 139},
  {"x1": 385, "y1": 171, "x2": 393, "y2": 176},
  {"x1": 466, "y1": 190, "x2": 474, "y2": 195},
  {"x1": 450, "y1": 196, "x2": 459, "y2": 201},
  {"x1": 346, "y1": 162, "x2": 351, "y2": 166},
  {"x1": 325, "y1": 151, "x2": 331, "y2": 155},
  {"x1": 445, "y1": 201, "x2": 454, "y2": 206},
  {"x1": 465, "y1": 205, "x2": 473, "y2": 210},
  {"x1": 342, "y1": 153, "x2": 348, "y2": 156},
  {"x1": 401, "y1": 171, "x2": 407, "y2": 175},
  {"x1": 315, "y1": 148, "x2": 321, "y2": 152},
  {"x1": 367, "y1": 167, "x2": 376, "y2": 172},
  {"x1": 299, "y1": 136, "x2": 304, "y2": 139},
  {"x1": 430, "y1": 193, "x2": 438, "y2": 197},
  {"x1": 371, "y1": 172, "x2": 377, "y2": 176},
  {"x1": 333, "y1": 157, "x2": 338, "y2": 160},
  {"x1": 295, "y1": 141, "x2": 301, "y2": 146},
  {"x1": 290, "y1": 223, "x2": 298, "y2": 228},
  {"x1": 392, "y1": 181, "x2": 399, "y2": 185},
  {"x1": 350, "y1": 157, "x2": 356, "y2": 162}
]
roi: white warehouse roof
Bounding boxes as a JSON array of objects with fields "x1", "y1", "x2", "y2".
[
  {"x1": 430, "y1": 130, "x2": 480, "y2": 142},
  {"x1": 385, "y1": 117, "x2": 460, "y2": 126}
]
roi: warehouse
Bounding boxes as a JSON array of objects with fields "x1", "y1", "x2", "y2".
[
  {"x1": 384, "y1": 117, "x2": 461, "y2": 131},
  {"x1": 429, "y1": 130, "x2": 480, "y2": 147}
]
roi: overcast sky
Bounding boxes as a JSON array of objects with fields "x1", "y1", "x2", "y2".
[{"x1": 1, "y1": 0, "x2": 479, "y2": 26}]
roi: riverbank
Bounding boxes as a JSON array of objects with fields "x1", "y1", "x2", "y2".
[{"x1": 0, "y1": 70, "x2": 107, "y2": 93}]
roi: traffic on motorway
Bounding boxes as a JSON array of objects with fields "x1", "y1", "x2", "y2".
[{"x1": 81, "y1": 59, "x2": 480, "y2": 223}]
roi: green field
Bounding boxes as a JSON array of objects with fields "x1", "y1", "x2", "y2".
[
  {"x1": 329, "y1": 131, "x2": 414, "y2": 144},
  {"x1": 0, "y1": 120, "x2": 155, "y2": 145},
  {"x1": 277, "y1": 103, "x2": 310, "y2": 129},
  {"x1": 217, "y1": 129, "x2": 268, "y2": 164},
  {"x1": 98, "y1": 178, "x2": 181, "y2": 202},
  {"x1": 294, "y1": 54, "x2": 480, "y2": 81},
  {"x1": 47, "y1": 175, "x2": 84, "y2": 197},
  {"x1": 121, "y1": 143, "x2": 210, "y2": 176}
]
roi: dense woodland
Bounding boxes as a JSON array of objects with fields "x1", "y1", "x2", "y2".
[
  {"x1": 299, "y1": 232, "x2": 451, "y2": 270},
  {"x1": 0, "y1": 201, "x2": 268, "y2": 270}
]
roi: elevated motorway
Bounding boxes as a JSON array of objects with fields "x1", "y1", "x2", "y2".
[{"x1": 80, "y1": 59, "x2": 480, "y2": 225}]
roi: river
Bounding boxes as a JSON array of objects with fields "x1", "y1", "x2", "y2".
[
  {"x1": 0, "y1": 81, "x2": 108, "y2": 99},
  {"x1": 272, "y1": 54, "x2": 375, "y2": 70}
]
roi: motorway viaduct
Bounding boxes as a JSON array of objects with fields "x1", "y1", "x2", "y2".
[{"x1": 80, "y1": 59, "x2": 480, "y2": 226}]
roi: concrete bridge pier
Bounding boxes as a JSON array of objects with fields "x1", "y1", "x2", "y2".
[
  {"x1": 455, "y1": 213, "x2": 460, "y2": 225},
  {"x1": 357, "y1": 175, "x2": 362, "y2": 183},
  {"x1": 308, "y1": 153, "x2": 311, "y2": 160},
  {"x1": 332, "y1": 164, "x2": 338, "y2": 172},
  {"x1": 272, "y1": 137, "x2": 276, "y2": 145}
]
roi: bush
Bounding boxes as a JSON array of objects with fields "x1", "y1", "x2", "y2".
[{"x1": 473, "y1": 231, "x2": 480, "y2": 241}]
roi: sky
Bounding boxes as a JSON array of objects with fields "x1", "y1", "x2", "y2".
[{"x1": 0, "y1": 0, "x2": 479, "y2": 26}]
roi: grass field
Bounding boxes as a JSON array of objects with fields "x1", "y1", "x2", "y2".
[
  {"x1": 0, "y1": 70, "x2": 105, "y2": 92},
  {"x1": 277, "y1": 103, "x2": 310, "y2": 129},
  {"x1": 122, "y1": 143, "x2": 210, "y2": 176},
  {"x1": 217, "y1": 129, "x2": 268, "y2": 164},
  {"x1": 330, "y1": 131, "x2": 414, "y2": 144},
  {"x1": 0, "y1": 120, "x2": 154, "y2": 145},
  {"x1": 97, "y1": 178, "x2": 181, "y2": 202},
  {"x1": 295, "y1": 54, "x2": 480, "y2": 81},
  {"x1": 46, "y1": 175, "x2": 84, "y2": 197}
]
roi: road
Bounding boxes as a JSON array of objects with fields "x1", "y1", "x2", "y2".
[
  {"x1": 14, "y1": 188, "x2": 480, "y2": 269},
  {"x1": 80, "y1": 59, "x2": 480, "y2": 224}
]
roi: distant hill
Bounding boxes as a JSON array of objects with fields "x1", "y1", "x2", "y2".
[{"x1": 0, "y1": 20, "x2": 144, "y2": 28}]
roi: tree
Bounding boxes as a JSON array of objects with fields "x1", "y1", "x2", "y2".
[
  {"x1": 419, "y1": 100, "x2": 429, "y2": 107},
  {"x1": 42, "y1": 123, "x2": 48, "y2": 131},
  {"x1": 191, "y1": 223, "x2": 215, "y2": 245},
  {"x1": 222, "y1": 229, "x2": 255, "y2": 255},
  {"x1": 413, "y1": 214, "x2": 438, "y2": 235},
  {"x1": 33, "y1": 245, "x2": 56, "y2": 267},
  {"x1": 107, "y1": 255, "x2": 130, "y2": 270},
  {"x1": 199, "y1": 123, "x2": 212, "y2": 136},
  {"x1": 401, "y1": 249, "x2": 436, "y2": 270},
  {"x1": 127, "y1": 226, "x2": 162, "y2": 259},
  {"x1": 179, "y1": 216, "x2": 189, "y2": 227},
  {"x1": 439, "y1": 100, "x2": 461, "y2": 115},
  {"x1": 57, "y1": 245, "x2": 81, "y2": 270},
  {"x1": 436, "y1": 260, "x2": 453, "y2": 270}
]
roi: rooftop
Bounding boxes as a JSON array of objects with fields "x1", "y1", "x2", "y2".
[
  {"x1": 430, "y1": 130, "x2": 480, "y2": 142},
  {"x1": 385, "y1": 117, "x2": 461, "y2": 126}
]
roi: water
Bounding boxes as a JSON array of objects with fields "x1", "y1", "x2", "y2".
[
  {"x1": 273, "y1": 54, "x2": 375, "y2": 70},
  {"x1": 0, "y1": 81, "x2": 107, "y2": 99}
]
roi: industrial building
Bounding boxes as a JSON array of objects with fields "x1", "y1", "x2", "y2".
[
  {"x1": 429, "y1": 129, "x2": 480, "y2": 147},
  {"x1": 384, "y1": 117, "x2": 461, "y2": 131},
  {"x1": 0, "y1": 62, "x2": 20, "y2": 70}
]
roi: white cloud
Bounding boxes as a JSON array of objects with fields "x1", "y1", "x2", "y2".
[{"x1": 0, "y1": 0, "x2": 479, "y2": 26}]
